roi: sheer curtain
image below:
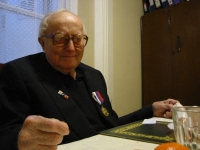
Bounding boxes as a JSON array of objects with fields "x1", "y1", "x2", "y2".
[{"x1": 0, "y1": 0, "x2": 77, "y2": 63}]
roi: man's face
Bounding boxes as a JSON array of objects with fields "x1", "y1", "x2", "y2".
[{"x1": 39, "y1": 12, "x2": 86, "y2": 75}]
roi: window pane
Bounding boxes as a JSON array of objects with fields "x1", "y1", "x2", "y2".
[{"x1": 0, "y1": 0, "x2": 71, "y2": 63}]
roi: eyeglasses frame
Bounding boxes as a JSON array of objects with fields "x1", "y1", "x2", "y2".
[{"x1": 42, "y1": 32, "x2": 88, "y2": 47}]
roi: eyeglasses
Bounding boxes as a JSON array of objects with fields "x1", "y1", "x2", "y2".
[{"x1": 43, "y1": 32, "x2": 88, "y2": 47}]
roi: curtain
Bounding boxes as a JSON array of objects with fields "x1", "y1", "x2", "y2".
[{"x1": 0, "y1": 0, "x2": 75, "y2": 63}]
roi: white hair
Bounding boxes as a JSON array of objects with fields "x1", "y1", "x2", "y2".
[{"x1": 38, "y1": 9, "x2": 86, "y2": 37}]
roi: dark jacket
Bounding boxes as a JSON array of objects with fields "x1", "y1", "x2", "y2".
[{"x1": 0, "y1": 52, "x2": 153, "y2": 150}]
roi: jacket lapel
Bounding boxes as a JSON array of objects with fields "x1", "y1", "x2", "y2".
[
  {"x1": 41, "y1": 81, "x2": 98, "y2": 138},
  {"x1": 38, "y1": 56, "x2": 97, "y2": 138},
  {"x1": 83, "y1": 67, "x2": 118, "y2": 127},
  {"x1": 83, "y1": 74, "x2": 106, "y2": 116}
]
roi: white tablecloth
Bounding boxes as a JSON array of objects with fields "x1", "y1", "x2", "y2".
[
  {"x1": 58, "y1": 134, "x2": 159, "y2": 150},
  {"x1": 58, "y1": 117, "x2": 173, "y2": 150}
]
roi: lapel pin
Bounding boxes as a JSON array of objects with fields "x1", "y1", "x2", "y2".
[{"x1": 58, "y1": 90, "x2": 69, "y2": 100}]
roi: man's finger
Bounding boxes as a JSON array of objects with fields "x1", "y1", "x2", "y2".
[
  {"x1": 24, "y1": 116, "x2": 69, "y2": 136},
  {"x1": 164, "y1": 111, "x2": 172, "y2": 118},
  {"x1": 36, "y1": 130, "x2": 64, "y2": 145},
  {"x1": 34, "y1": 144, "x2": 57, "y2": 150}
]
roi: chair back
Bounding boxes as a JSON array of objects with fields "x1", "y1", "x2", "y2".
[{"x1": 0, "y1": 63, "x2": 4, "y2": 70}]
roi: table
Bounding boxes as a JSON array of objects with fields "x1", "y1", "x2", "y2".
[
  {"x1": 58, "y1": 134, "x2": 158, "y2": 150},
  {"x1": 58, "y1": 117, "x2": 173, "y2": 150}
]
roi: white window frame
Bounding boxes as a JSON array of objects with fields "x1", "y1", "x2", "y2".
[
  {"x1": 94, "y1": 0, "x2": 114, "y2": 104},
  {"x1": 68, "y1": 0, "x2": 78, "y2": 14}
]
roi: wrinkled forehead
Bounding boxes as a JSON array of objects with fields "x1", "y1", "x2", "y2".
[{"x1": 46, "y1": 12, "x2": 83, "y2": 34}]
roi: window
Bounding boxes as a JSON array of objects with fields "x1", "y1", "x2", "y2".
[{"x1": 0, "y1": 0, "x2": 77, "y2": 63}]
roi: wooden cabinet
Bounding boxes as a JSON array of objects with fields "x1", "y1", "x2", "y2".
[{"x1": 141, "y1": 0, "x2": 200, "y2": 106}]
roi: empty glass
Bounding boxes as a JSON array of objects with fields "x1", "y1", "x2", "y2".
[{"x1": 172, "y1": 106, "x2": 200, "y2": 150}]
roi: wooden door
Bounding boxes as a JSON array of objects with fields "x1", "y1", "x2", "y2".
[
  {"x1": 170, "y1": 0, "x2": 200, "y2": 106},
  {"x1": 141, "y1": 8, "x2": 172, "y2": 106}
]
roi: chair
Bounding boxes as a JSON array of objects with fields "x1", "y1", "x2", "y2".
[{"x1": 0, "y1": 63, "x2": 4, "y2": 70}]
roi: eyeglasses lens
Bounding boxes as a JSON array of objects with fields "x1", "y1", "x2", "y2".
[
  {"x1": 53, "y1": 33, "x2": 69, "y2": 47},
  {"x1": 53, "y1": 33, "x2": 87, "y2": 47}
]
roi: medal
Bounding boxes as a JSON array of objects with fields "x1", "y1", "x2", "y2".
[
  {"x1": 101, "y1": 106, "x2": 109, "y2": 116},
  {"x1": 92, "y1": 91, "x2": 109, "y2": 116}
]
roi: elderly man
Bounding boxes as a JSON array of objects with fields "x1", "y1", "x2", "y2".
[{"x1": 0, "y1": 9, "x2": 178, "y2": 150}]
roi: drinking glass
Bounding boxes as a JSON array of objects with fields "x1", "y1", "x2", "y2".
[{"x1": 172, "y1": 106, "x2": 200, "y2": 150}]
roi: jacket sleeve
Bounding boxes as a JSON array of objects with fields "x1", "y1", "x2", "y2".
[
  {"x1": 117, "y1": 105, "x2": 153, "y2": 125},
  {"x1": 0, "y1": 63, "x2": 31, "y2": 150}
]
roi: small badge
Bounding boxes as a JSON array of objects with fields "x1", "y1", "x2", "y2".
[
  {"x1": 58, "y1": 90, "x2": 69, "y2": 100},
  {"x1": 101, "y1": 106, "x2": 109, "y2": 116}
]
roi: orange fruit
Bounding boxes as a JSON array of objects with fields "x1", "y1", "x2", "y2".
[{"x1": 154, "y1": 142, "x2": 189, "y2": 150}]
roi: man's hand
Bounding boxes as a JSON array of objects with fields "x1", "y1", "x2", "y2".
[
  {"x1": 152, "y1": 98, "x2": 179, "y2": 118},
  {"x1": 18, "y1": 115, "x2": 69, "y2": 150}
]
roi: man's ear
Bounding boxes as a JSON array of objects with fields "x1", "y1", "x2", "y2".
[{"x1": 38, "y1": 37, "x2": 46, "y2": 52}]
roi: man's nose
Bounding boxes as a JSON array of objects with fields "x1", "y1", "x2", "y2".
[{"x1": 65, "y1": 39, "x2": 75, "y2": 50}]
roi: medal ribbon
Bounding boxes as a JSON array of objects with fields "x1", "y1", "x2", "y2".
[
  {"x1": 92, "y1": 91, "x2": 104, "y2": 106},
  {"x1": 92, "y1": 91, "x2": 109, "y2": 116}
]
